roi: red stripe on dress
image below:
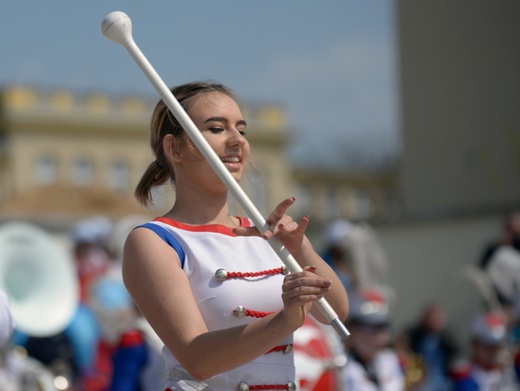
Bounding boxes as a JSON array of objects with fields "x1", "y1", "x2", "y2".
[{"x1": 154, "y1": 216, "x2": 252, "y2": 236}]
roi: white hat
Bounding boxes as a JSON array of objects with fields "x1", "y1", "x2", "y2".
[
  {"x1": 348, "y1": 289, "x2": 391, "y2": 326},
  {"x1": 71, "y1": 216, "x2": 113, "y2": 246},
  {"x1": 471, "y1": 312, "x2": 506, "y2": 345},
  {"x1": 325, "y1": 219, "x2": 353, "y2": 247}
]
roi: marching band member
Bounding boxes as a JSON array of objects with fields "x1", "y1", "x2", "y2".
[
  {"x1": 452, "y1": 312, "x2": 518, "y2": 391},
  {"x1": 405, "y1": 303, "x2": 459, "y2": 391},
  {"x1": 122, "y1": 81, "x2": 349, "y2": 390},
  {"x1": 341, "y1": 289, "x2": 405, "y2": 391}
]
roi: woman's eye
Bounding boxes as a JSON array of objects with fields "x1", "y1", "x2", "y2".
[
  {"x1": 239, "y1": 130, "x2": 247, "y2": 136},
  {"x1": 209, "y1": 127, "x2": 224, "y2": 133}
]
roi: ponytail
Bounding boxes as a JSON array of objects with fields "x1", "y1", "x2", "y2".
[{"x1": 135, "y1": 160, "x2": 170, "y2": 207}]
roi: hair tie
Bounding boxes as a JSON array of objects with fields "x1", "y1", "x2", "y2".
[{"x1": 155, "y1": 160, "x2": 164, "y2": 169}]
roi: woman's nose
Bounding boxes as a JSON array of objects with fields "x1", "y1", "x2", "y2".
[{"x1": 227, "y1": 129, "x2": 246, "y2": 146}]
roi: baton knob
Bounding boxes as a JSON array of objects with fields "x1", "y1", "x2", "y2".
[{"x1": 102, "y1": 11, "x2": 133, "y2": 45}]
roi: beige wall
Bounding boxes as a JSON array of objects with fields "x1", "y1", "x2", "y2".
[{"x1": 397, "y1": 0, "x2": 520, "y2": 218}]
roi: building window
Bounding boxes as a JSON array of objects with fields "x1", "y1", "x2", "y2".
[
  {"x1": 72, "y1": 157, "x2": 94, "y2": 186},
  {"x1": 108, "y1": 159, "x2": 130, "y2": 193},
  {"x1": 35, "y1": 155, "x2": 58, "y2": 185}
]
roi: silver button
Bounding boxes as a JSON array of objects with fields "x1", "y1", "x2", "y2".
[
  {"x1": 287, "y1": 381, "x2": 297, "y2": 391},
  {"x1": 215, "y1": 268, "x2": 228, "y2": 281},
  {"x1": 281, "y1": 265, "x2": 289, "y2": 275},
  {"x1": 284, "y1": 344, "x2": 294, "y2": 354},
  {"x1": 233, "y1": 306, "x2": 246, "y2": 319},
  {"x1": 237, "y1": 381, "x2": 249, "y2": 390}
]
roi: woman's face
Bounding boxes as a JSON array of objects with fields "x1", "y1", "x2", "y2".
[{"x1": 174, "y1": 91, "x2": 250, "y2": 190}]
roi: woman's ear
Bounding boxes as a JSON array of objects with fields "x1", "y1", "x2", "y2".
[{"x1": 163, "y1": 134, "x2": 183, "y2": 163}]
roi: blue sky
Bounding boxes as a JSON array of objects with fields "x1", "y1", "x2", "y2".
[{"x1": 0, "y1": 1, "x2": 399, "y2": 170}]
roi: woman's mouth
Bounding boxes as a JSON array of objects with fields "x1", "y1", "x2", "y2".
[{"x1": 221, "y1": 156, "x2": 241, "y2": 171}]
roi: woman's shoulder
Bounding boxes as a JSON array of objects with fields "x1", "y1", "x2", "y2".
[{"x1": 124, "y1": 223, "x2": 183, "y2": 269}]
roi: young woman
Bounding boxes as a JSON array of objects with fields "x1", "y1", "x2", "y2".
[{"x1": 122, "y1": 82, "x2": 349, "y2": 391}]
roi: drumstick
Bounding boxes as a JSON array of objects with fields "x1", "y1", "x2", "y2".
[{"x1": 101, "y1": 11, "x2": 350, "y2": 340}]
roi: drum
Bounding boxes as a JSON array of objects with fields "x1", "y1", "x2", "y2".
[{"x1": 294, "y1": 316, "x2": 346, "y2": 391}]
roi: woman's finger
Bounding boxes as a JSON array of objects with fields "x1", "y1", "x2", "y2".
[
  {"x1": 265, "y1": 197, "x2": 295, "y2": 226},
  {"x1": 282, "y1": 267, "x2": 331, "y2": 293},
  {"x1": 293, "y1": 215, "x2": 310, "y2": 236}
]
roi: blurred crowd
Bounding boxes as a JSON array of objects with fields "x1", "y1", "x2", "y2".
[
  {"x1": 1, "y1": 210, "x2": 520, "y2": 390},
  {"x1": 0, "y1": 215, "x2": 166, "y2": 391},
  {"x1": 322, "y1": 210, "x2": 520, "y2": 391}
]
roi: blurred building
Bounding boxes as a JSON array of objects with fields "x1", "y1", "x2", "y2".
[
  {"x1": 397, "y1": 0, "x2": 520, "y2": 219},
  {"x1": 293, "y1": 168, "x2": 398, "y2": 223},
  {"x1": 0, "y1": 86, "x2": 154, "y2": 229},
  {"x1": 0, "y1": 86, "x2": 295, "y2": 229},
  {"x1": 0, "y1": 85, "x2": 397, "y2": 233},
  {"x1": 377, "y1": 0, "x2": 520, "y2": 355}
]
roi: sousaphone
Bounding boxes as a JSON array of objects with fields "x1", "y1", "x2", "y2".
[{"x1": 0, "y1": 221, "x2": 79, "y2": 337}]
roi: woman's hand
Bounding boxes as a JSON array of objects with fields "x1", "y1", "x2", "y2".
[
  {"x1": 234, "y1": 196, "x2": 349, "y2": 324},
  {"x1": 234, "y1": 197, "x2": 308, "y2": 255},
  {"x1": 280, "y1": 265, "x2": 331, "y2": 328}
]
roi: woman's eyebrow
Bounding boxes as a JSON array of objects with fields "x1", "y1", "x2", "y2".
[{"x1": 204, "y1": 116, "x2": 247, "y2": 127}]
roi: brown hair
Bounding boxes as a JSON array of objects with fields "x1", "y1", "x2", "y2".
[{"x1": 135, "y1": 81, "x2": 240, "y2": 206}]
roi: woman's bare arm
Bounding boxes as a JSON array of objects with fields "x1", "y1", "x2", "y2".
[{"x1": 123, "y1": 227, "x2": 327, "y2": 380}]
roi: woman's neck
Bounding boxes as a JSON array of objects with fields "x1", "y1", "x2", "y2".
[{"x1": 165, "y1": 190, "x2": 236, "y2": 226}]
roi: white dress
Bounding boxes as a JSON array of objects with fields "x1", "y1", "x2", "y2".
[{"x1": 141, "y1": 217, "x2": 296, "y2": 391}]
